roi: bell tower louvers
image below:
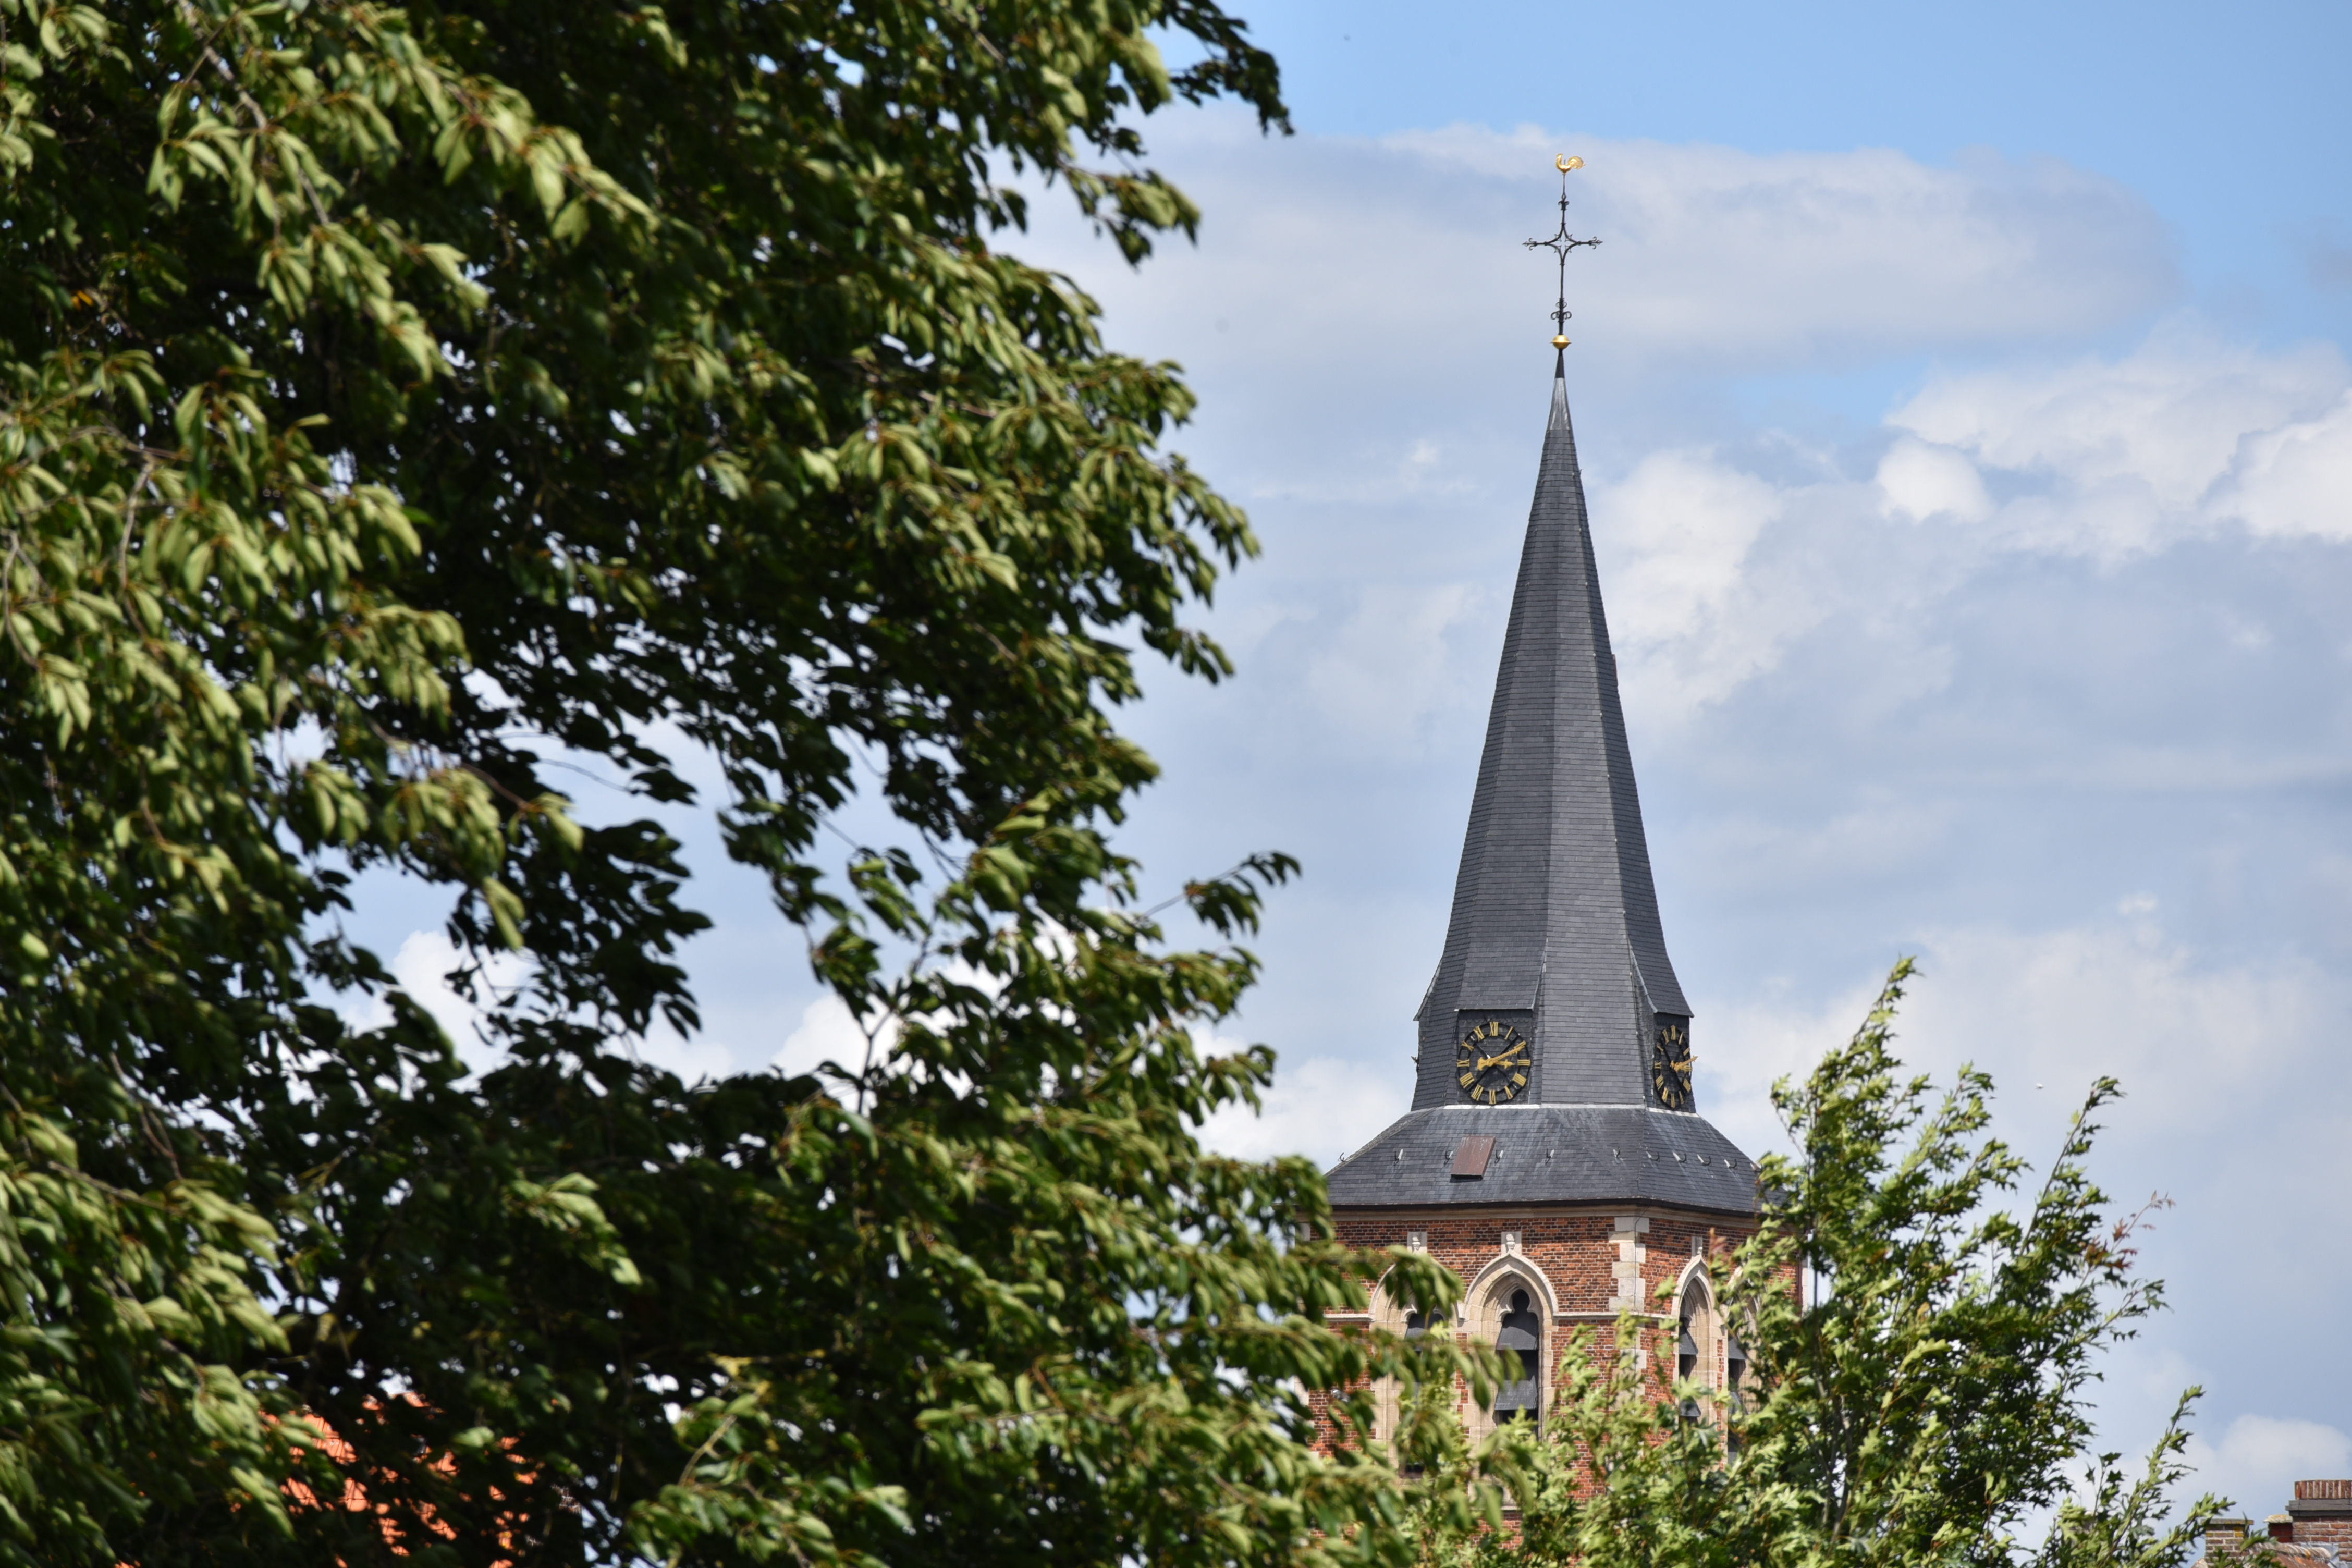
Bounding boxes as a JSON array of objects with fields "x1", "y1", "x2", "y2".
[{"x1": 1408, "y1": 365, "x2": 1690, "y2": 1112}]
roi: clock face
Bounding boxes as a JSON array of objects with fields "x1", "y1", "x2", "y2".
[
  {"x1": 1455, "y1": 1020, "x2": 1532, "y2": 1104},
  {"x1": 1652, "y1": 1021, "x2": 1694, "y2": 1110}
]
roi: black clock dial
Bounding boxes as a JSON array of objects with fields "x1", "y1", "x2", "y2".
[
  {"x1": 1651, "y1": 1021, "x2": 1694, "y2": 1110},
  {"x1": 1455, "y1": 1020, "x2": 1532, "y2": 1104}
]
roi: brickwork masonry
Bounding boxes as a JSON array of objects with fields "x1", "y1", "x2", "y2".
[
  {"x1": 1309, "y1": 1206, "x2": 1764, "y2": 1454},
  {"x1": 2204, "y1": 1481, "x2": 2352, "y2": 1568}
]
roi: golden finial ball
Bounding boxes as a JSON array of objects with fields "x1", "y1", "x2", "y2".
[
  {"x1": 1552, "y1": 335, "x2": 1571, "y2": 348},
  {"x1": 1557, "y1": 155, "x2": 1584, "y2": 172}
]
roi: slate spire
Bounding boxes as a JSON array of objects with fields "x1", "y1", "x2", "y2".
[
  {"x1": 1326, "y1": 161, "x2": 1748, "y2": 1218},
  {"x1": 1408, "y1": 355, "x2": 1693, "y2": 1111}
]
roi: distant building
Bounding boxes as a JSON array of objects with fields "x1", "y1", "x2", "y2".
[
  {"x1": 1315, "y1": 340, "x2": 1760, "y2": 1447},
  {"x1": 2207, "y1": 1482, "x2": 2352, "y2": 1567}
]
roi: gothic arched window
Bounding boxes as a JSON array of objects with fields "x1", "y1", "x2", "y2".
[{"x1": 1494, "y1": 1288, "x2": 1542, "y2": 1424}]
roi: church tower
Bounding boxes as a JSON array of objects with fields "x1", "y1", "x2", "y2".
[{"x1": 1321, "y1": 158, "x2": 1759, "y2": 1444}]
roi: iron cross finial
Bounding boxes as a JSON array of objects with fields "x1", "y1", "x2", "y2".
[{"x1": 1524, "y1": 155, "x2": 1600, "y2": 354}]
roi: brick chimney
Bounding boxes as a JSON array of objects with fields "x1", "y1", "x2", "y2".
[
  {"x1": 2288, "y1": 1479, "x2": 2352, "y2": 1552},
  {"x1": 2266, "y1": 1515, "x2": 2294, "y2": 1545},
  {"x1": 2204, "y1": 1517, "x2": 2250, "y2": 1558}
]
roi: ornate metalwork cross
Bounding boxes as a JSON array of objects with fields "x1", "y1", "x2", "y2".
[{"x1": 1524, "y1": 155, "x2": 1600, "y2": 347}]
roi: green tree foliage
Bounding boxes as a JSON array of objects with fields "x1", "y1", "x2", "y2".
[
  {"x1": 1406, "y1": 962, "x2": 2225, "y2": 1568},
  {"x1": 0, "y1": 1, "x2": 1490, "y2": 1562}
]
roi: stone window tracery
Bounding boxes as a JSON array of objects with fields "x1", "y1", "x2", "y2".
[
  {"x1": 1369, "y1": 1279, "x2": 1430, "y2": 1447},
  {"x1": 1676, "y1": 1273, "x2": 1713, "y2": 1424},
  {"x1": 1463, "y1": 1259, "x2": 1555, "y2": 1442}
]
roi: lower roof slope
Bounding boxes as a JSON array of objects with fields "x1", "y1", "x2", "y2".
[{"x1": 1325, "y1": 1105, "x2": 1757, "y2": 1215}]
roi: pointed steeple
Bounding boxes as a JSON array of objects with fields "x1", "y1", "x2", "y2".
[
  {"x1": 1408, "y1": 357, "x2": 1690, "y2": 1111},
  {"x1": 1326, "y1": 158, "x2": 1749, "y2": 1217}
]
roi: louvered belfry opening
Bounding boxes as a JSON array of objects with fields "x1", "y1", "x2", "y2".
[{"x1": 1494, "y1": 1288, "x2": 1542, "y2": 1423}]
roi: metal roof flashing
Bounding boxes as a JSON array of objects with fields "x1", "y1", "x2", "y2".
[{"x1": 1451, "y1": 1136, "x2": 1497, "y2": 1178}]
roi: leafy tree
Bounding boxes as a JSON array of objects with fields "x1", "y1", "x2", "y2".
[
  {"x1": 0, "y1": 0, "x2": 1491, "y2": 1562},
  {"x1": 1410, "y1": 962, "x2": 2225, "y2": 1568}
]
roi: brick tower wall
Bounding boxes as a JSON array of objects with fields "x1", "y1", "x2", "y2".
[{"x1": 1308, "y1": 1205, "x2": 1767, "y2": 1454}]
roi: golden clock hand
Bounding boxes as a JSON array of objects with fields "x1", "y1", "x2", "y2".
[{"x1": 1476, "y1": 1045, "x2": 1528, "y2": 1071}]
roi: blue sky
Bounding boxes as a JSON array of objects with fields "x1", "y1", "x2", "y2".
[{"x1": 361, "y1": 0, "x2": 2352, "y2": 1527}]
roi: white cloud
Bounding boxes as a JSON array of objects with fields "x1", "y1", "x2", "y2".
[
  {"x1": 1384, "y1": 129, "x2": 2178, "y2": 366},
  {"x1": 1701, "y1": 916, "x2": 2350, "y2": 1163},
  {"x1": 1301, "y1": 582, "x2": 1488, "y2": 753},
  {"x1": 1891, "y1": 924, "x2": 2344, "y2": 1139},
  {"x1": 1018, "y1": 121, "x2": 2338, "y2": 722},
  {"x1": 1008, "y1": 125, "x2": 2261, "y2": 740},
  {"x1": 629, "y1": 1020, "x2": 740, "y2": 1087},
  {"x1": 339, "y1": 930, "x2": 529, "y2": 1077},
  {"x1": 1877, "y1": 436, "x2": 1994, "y2": 523},
  {"x1": 771, "y1": 992, "x2": 897, "y2": 1082},
  {"x1": 765, "y1": 958, "x2": 1005, "y2": 1085},
  {"x1": 1009, "y1": 126, "x2": 2340, "y2": 742},
  {"x1": 1895, "y1": 329, "x2": 2339, "y2": 511},
  {"x1": 1196, "y1": 1048, "x2": 1411, "y2": 1167},
  {"x1": 2214, "y1": 389, "x2": 2352, "y2": 542},
  {"x1": 1014, "y1": 120, "x2": 2180, "y2": 507},
  {"x1": 1891, "y1": 326, "x2": 2352, "y2": 556},
  {"x1": 2187, "y1": 1414, "x2": 2352, "y2": 1521},
  {"x1": 345, "y1": 930, "x2": 745, "y2": 1084},
  {"x1": 1692, "y1": 796, "x2": 1963, "y2": 906},
  {"x1": 1690, "y1": 972, "x2": 1885, "y2": 1162},
  {"x1": 1568, "y1": 326, "x2": 2352, "y2": 726},
  {"x1": 1595, "y1": 447, "x2": 1829, "y2": 719}
]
